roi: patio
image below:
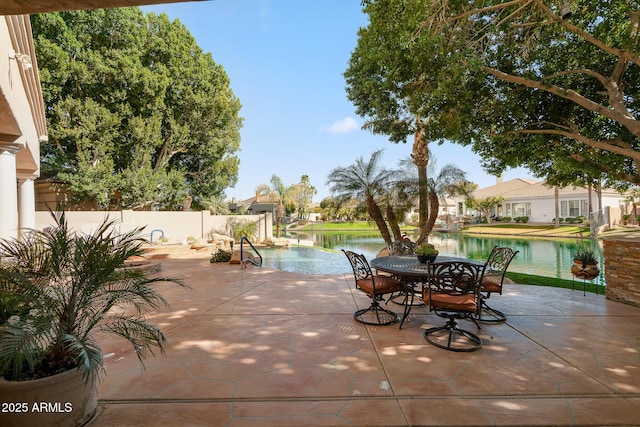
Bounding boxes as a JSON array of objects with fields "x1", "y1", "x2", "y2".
[{"x1": 93, "y1": 254, "x2": 640, "y2": 426}]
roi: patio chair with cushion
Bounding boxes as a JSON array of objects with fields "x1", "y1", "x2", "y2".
[
  {"x1": 342, "y1": 249, "x2": 406, "y2": 326},
  {"x1": 478, "y1": 246, "x2": 518, "y2": 323},
  {"x1": 423, "y1": 261, "x2": 485, "y2": 352}
]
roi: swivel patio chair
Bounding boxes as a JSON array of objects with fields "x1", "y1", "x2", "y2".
[
  {"x1": 423, "y1": 261, "x2": 484, "y2": 352},
  {"x1": 478, "y1": 246, "x2": 518, "y2": 323},
  {"x1": 342, "y1": 249, "x2": 405, "y2": 326}
]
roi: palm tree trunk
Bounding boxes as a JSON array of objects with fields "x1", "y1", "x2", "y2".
[
  {"x1": 412, "y1": 123, "x2": 429, "y2": 244},
  {"x1": 386, "y1": 204, "x2": 402, "y2": 241},
  {"x1": 367, "y1": 195, "x2": 392, "y2": 247},
  {"x1": 426, "y1": 190, "x2": 440, "y2": 238},
  {"x1": 275, "y1": 203, "x2": 284, "y2": 237}
]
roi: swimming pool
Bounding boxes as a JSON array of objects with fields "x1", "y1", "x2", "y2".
[{"x1": 260, "y1": 246, "x2": 355, "y2": 275}]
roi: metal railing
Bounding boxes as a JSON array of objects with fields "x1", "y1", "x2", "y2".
[
  {"x1": 590, "y1": 208, "x2": 608, "y2": 236},
  {"x1": 239, "y1": 236, "x2": 262, "y2": 268}
]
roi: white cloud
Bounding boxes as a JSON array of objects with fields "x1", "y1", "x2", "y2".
[{"x1": 327, "y1": 117, "x2": 360, "y2": 134}]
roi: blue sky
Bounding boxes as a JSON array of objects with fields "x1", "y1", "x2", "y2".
[{"x1": 141, "y1": 0, "x2": 534, "y2": 202}]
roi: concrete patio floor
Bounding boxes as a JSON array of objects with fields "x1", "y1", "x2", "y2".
[{"x1": 92, "y1": 254, "x2": 640, "y2": 426}]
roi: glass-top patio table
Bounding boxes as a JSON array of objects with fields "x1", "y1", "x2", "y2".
[{"x1": 370, "y1": 255, "x2": 485, "y2": 328}]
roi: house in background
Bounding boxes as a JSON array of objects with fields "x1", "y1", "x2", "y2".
[
  {"x1": 228, "y1": 192, "x2": 277, "y2": 218},
  {"x1": 460, "y1": 177, "x2": 627, "y2": 224}
]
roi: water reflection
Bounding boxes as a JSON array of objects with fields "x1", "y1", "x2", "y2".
[{"x1": 269, "y1": 231, "x2": 604, "y2": 283}]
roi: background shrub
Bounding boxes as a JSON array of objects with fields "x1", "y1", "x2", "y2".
[{"x1": 210, "y1": 249, "x2": 232, "y2": 263}]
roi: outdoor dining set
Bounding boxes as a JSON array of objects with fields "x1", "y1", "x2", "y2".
[{"x1": 342, "y1": 243, "x2": 518, "y2": 353}]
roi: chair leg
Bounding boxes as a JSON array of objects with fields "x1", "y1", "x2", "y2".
[
  {"x1": 354, "y1": 300, "x2": 398, "y2": 326},
  {"x1": 424, "y1": 317, "x2": 482, "y2": 352},
  {"x1": 477, "y1": 297, "x2": 506, "y2": 323}
]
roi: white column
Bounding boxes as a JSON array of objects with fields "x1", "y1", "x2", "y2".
[
  {"x1": 0, "y1": 148, "x2": 19, "y2": 240},
  {"x1": 18, "y1": 176, "x2": 35, "y2": 237}
]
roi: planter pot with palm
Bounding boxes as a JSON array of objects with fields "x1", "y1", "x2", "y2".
[
  {"x1": 571, "y1": 248, "x2": 600, "y2": 280},
  {"x1": 0, "y1": 212, "x2": 183, "y2": 426},
  {"x1": 415, "y1": 243, "x2": 439, "y2": 263}
]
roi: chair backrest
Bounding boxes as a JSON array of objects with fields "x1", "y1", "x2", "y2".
[
  {"x1": 387, "y1": 240, "x2": 416, "y2": 256},
  {"x1": 342, "y1": 249, "x2": 373, "y2": 282},
  {"x1": 484, "y1": 246, "x2": 518, "y2": 283},
  {"x1": 428, "y1": 261, "x2": 484, "y2": 296}
]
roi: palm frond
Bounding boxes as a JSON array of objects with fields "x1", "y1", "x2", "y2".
[{"x1": 0, "y1": 211, "x2": 184, "y2": 383}]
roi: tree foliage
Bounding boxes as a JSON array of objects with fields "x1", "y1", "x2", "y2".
[
  {"x1": 351, "y1": 0, "x2": 640, "y2": 190},
  {"x1": 32, "y1": 8, "x2": 243, "y2": 210},
  {"x1": 289, "y1": 175, "x2": 317, "y2": 220},
  {"x1": 326, "y1": 149, "x2": 396, "y2": 246}
]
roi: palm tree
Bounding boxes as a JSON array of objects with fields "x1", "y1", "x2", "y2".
[
  {"x1": 256, "y1": 175, "x2": 289, "y2": 238},
  {"x1": 397, "y1": 155, "x2": 471, "y2": 244},
  {"x1": 327, "y1": 150, "x2": 396, "y2": 246},
  {"x1": 412, "y1": 121, "x2": 430, "y2": 244},
  {"x1": 203, "y1": 194, "x2": 230, "y2": 215}
]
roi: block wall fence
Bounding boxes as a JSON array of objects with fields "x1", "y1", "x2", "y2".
[
  {"x1": 34, "y1": 210, "x2": 273, "y2": 244},
  {"x1": 604, "y1": 238, "x2": 640, "y2": 307}
]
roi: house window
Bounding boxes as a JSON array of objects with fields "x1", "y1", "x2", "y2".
[
  {"x1": 506, "y1": 202, "x2": 531, "y2": 218},
  {"x1": 561, "y1": 200, "x2": 586, "y2": 217}
]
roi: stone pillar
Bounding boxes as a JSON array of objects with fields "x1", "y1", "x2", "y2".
[
  {"x1": 18, "y1": 176, "x2": 35, "y2": 237},
  {"x1": 604, "y1": 238, "x2": 640, "y2": 307},
  {"x1": 0, "y1": 147, "x2": 19, "y2": 240}
]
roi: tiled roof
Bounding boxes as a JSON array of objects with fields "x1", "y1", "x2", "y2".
[
  {"x1": 472, "y1": 178, "x2": 539, "y2": 198},
  {"x1": 473, "y1": 179, "x2": 622, "y2": 199}
]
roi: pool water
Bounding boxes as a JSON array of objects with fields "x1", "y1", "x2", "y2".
[
  {"x1": 260, "y1": 246, "x2": 355, "y2": 275},
  {"x1": 256, "y1": 233, "x2": 605, "y2": 283}
]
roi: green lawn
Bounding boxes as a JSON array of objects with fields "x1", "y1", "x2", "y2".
[
  {"x1": 296, "y1": 221, "x2": 413, "y2": 232},
  {"x1": 506, "y1": 271, "x2": 603, "y2": 295}
]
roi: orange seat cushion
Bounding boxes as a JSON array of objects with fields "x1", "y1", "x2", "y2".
[
  {"x1": 427, "y1": 292, "x2": 477, "y2": 312},
  {"x1": 481, "y1": 277, "x2": 502, "y2": 293},
  {"x1": 356, "y1": 276, "x2": 404, "y2": 295}
]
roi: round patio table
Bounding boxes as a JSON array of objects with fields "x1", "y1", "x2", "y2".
[{"x1": 370, "y1": 255, "x2": 485, "y2": 328}]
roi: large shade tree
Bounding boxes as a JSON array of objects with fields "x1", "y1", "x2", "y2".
[
  {"x1": 345, "y1": 1, "x2": 454, "y2": 244},
  {"x1": 32, "y1": 8, "x2": 243, "y2": 210},
  {"x1": 353, "y1": 0, "x2": 640, "y2": 190}
]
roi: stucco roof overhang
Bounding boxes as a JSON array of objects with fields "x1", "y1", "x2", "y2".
[{"x1": 0, "y1": 0, "x2": 206, "y2": 16}]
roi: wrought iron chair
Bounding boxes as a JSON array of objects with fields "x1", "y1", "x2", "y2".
[
  {"x1": 342, "y1": 249, "x2": 405, "y2": 326},
  {"x1": 387, "y1": 240, "x2": 416, "y2": 256},
  {"x1": 423, "y1": 261, "x2": 485, "y2": 352},
  {"x1": 478, "y1": 246, "x2": 518, "y2": 323}
]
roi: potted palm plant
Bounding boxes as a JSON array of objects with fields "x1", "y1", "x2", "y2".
[
  {"x1": 415, "y1": 243, "x2": 439, "y2": 263},
  {"x1": 0, "y1": 212, "x2": 182, "y2": 426},
  {"x1": 571, "y1": 247, "x2": 600, "y2": 280}
]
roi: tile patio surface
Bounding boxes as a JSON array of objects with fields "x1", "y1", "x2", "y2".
[{"x1": 92, "y1": 255, "x2": 640, "y2": 426}]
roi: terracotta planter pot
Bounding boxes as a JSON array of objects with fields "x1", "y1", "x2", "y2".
[
  {"x1": 0, "y1": 368, "x2": 98, "y2": 426},
  {"x1": 571, "y1": 259, "x2": 600, "y2": 280}
]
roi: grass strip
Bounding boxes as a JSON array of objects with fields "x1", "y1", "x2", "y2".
[{"x1": 506, "y1": 271, "x2": 603, "y2": 295}]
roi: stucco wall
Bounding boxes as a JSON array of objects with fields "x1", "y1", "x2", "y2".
[
  {"x1": 34, "y1": 210, "x2": 273, "y2": 243},
  {"x1": 604, "y1": 238, "x2": 640, "y2": 307}
]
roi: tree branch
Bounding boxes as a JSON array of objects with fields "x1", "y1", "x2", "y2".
[
  {"x1": 509, "y1": 128, "x2": 640, "y2": 166},
  {"x1": 483, "y1": 66, "x2": 640, "y2": 137},
  {"x1": 532, "y1": 0, "x2": 640, "y2": 68}
]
